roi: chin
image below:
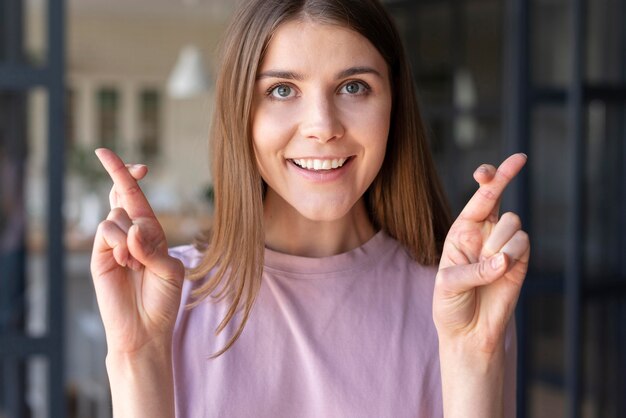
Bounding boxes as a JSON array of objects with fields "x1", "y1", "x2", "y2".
[{"x1": 290, "y1": 198, "x2": 357, "y2": 223}]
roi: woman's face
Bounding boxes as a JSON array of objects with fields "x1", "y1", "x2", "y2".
[{"x1": 251, "y1": 19, "x2": 392, "y2": 223}]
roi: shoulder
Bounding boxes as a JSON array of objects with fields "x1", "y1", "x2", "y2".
[
  {"x1": 378, "y1": 232, "x2": 439, "y2": 286},
  {"x1": 169, "y1": 244, "x2": 204, "y2": 270},
  {"x1": 360, "y1": 232, "x2": 440, "y2": 322},
  {"x1": 168, "y1": 245, "x2": 208, "y2": 321}
]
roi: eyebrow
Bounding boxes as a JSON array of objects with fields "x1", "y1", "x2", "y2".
[
  {"x1": 256, "y1": 66, "x2": 383, "y2": 81},
  {"x1": 337, "y1": 66, "x2": 383, "y2": 79}
]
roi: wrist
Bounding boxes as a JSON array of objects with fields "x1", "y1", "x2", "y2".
[
  {"x1": 105, "y1": 340, "x2": 175, "y2": 418},
  {"x1": 438, "y1": 335, "x2": 505, "y2": 367},
  {"x1": 106, "y1": 336, "x2": 173, "y2": 364},
  {"x1": 439, "y1": 338, "x2": 505, "y2": 418}
]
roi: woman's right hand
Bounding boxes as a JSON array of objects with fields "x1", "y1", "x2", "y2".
[{"x1": 90, "y1": 148, "x2": 184, "y2": 356}]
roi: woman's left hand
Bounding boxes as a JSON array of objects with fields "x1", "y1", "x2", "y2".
[{"x1": 433, "y1": 153, "x2": 530, "y2": 355}]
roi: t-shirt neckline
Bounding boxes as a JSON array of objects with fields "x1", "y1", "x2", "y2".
[{"x1": 263, "y1": 230, "x2": 395, "y2": 277}]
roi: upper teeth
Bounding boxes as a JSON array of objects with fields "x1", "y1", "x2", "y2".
[{"x1": 292, "y1": 158, "x2": 347, "y2": 170}]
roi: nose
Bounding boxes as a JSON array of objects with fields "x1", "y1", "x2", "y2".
[{"x1": 298, "y1": 93, "x2": 345, "y2": 143}]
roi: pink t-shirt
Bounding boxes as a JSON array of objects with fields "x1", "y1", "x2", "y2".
[{"x1": 170, "y1": 231, "x2": 516, "y2": 417}]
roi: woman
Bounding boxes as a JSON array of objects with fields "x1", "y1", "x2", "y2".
[{"x1": 91, "y1": 0, "x2": 529, "y2": 416}]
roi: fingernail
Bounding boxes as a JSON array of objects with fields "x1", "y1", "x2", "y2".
[
  {"x1": 491, "y1": 253, "x2": 504, "y2": 269},
  {"x1": 128, "y1": 258, "x2": 142, "y2": 272},
  {"x1": 520, "y1": 153, "x2": 528, "y2": 159},
  {"x1": 125, "y1": 163, "x2": 145, "y2": 170},
  {"x1": 119, "y1": 252, "x2": 128, "y2": 267}
]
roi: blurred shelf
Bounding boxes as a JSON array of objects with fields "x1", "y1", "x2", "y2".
[{"x1": 26, "y1": 212, "x2": 212, "y2": 253}]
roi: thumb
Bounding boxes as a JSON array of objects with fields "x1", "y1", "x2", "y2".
[
  {"x1": 127, "y1": 222, "x2": 184, "y2": 282},
  {"x1": 436, "y1": 252, "x2": 508, "y2": 295}
]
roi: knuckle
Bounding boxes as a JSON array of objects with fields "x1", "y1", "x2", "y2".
[
  {"x1": 142, "y1": 239, "x2": 159, "y2": 259},
  {"x1": 457, "y1": 229, "x2": 480, "y2": 249},
  {"x1": 124, "y1": 184, "x2": 141, "y2": 197},
  {"x1": 97, "y1": 219, "x2": 114, "y2": 234},
  {"x1": 96, "y1": 220, "x2": 126, "y2": 247},
  {"x1": 478, "y1": 187, "x2": 498, "y2": 202},
  {"x1": 110, "y1": 162, "x2": 128, "y2": 176},
  {"x1": 475, "y1": 262, "x2": 488, "y2": 281},
  {"x1": 107, "y1": 207, "x2": 128, "y2": 220}
]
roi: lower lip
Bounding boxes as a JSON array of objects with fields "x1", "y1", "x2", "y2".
[{"x1": 287, "y1": 157, "x2": 353, "y2": 182}]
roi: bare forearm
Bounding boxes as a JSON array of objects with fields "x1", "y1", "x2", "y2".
[
  {"x1": 105, "y1": 341, "x2": 175, "y2": 418},
  {"x1": 439, "y1": 340, "x2": 505, "y2": 418}
]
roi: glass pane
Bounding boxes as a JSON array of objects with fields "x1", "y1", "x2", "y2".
[
  {"x1": 410, "y1": 3, "x2": 454, "y2": 108},
  {"x1": 586, "y1": 0, "x2": 625, "y2": 84},
  {"x1": 582, "y1": 300, "x2": 626, "y2": 418},
  {"x1": 97, "y1": 87, "x2": 120, "y2": 151},
  {"x1": 26, "y1": 356, "x2": 49, "y2": 418},
  {"x1": 25, "y1": 87, "x2": 50, "y2": 337},
  {"x1": 465, "y1": 0, "x2": 502, "y2": 104},
  {"x1": 66, "y1": 88, "x2": 76, "y2": 150},
  {"x1": 0, "y1": 0, "x2": 44, "y2": 66},
  {"x1": 24, "y1": 0, "x2": 48, "y2": 67},
  {"x1": 584, "y1": 103, "x2": 625, "y2": 280},
  {"x1": 66, "y1": 254, "x2": 110, "y2": 418},
  {"x1": 530, "y1": 105, "x2": 569, "y2": 274},
  {"x1": 0, "y1": 88, "x2": 48, "y2": 337},
  {"x1": 428, "y1": 112, "x2": 503, "y2": 215},
  {"x1": 0, "y1": 356, "x2": 49, "y2": 418},
  {"x1": 391, "y1": 0, "x2": 504, "y2": 216},
  {"x1": 531, "y1": 0, "x2": 571, "y2": 87},
  {"x1": 139, "y1": 88, "x2": 161, "y2": 158},
  {"x1": 529, "y1": 294, "x2": 565, "y2": 418}
]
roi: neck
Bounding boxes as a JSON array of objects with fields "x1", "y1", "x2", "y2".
[{"x1": 263, "y1": 195, "x2": 376, "y2": 258}]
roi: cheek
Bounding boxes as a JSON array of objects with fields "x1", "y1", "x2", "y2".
[
  {"x1": 252, "y1": 107, "x2": 299, "y2": 187},
  {"x1": 343, "y1": 101, "x2": 391, "y2": 152},
  {"x1": 359, "y1": 107, "x2": 391, "y2": 181},
  {"x1": 252, "y1": 105, "x2": 299, "y2": 153}
]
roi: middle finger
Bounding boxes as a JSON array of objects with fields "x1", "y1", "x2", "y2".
[
  {"x1": 96, "y1": 148, "x2": 154, "y2": 219},
  {"x1": 108, "y1": 164, "x2": 148, "y2": 209},
  {"x1": 457, "y1": 153, "x2": 527, "y2": 223},
  {"x1": 481, "y1": 212, "x2": 522, "y2": 260},
  {"x1": 106, "y1": 207, "x2": 133, "y2": 233}
]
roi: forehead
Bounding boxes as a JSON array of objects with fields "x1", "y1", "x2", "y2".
[{"x1": 259, "y1": 19, "x2": 388, "y2": 75}]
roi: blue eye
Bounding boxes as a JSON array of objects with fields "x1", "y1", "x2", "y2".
[
  {"x1": 341, "y1": 81, "x2": 369, "y2": 95},
  {"x1": 269, "y1": 84, "x2": 294, "y2": 99}
]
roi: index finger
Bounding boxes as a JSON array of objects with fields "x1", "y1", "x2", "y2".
[
  {"x1": 95, "y1": 148, "x2": 155, "y2": 219},
  {"x1": 457, "y1": 153, "x2": 527, "y2": 223}
]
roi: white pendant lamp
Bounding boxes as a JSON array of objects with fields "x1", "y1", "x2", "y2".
[{"x1": 167, "y1": 44, "x2": 209, "y2": 99}]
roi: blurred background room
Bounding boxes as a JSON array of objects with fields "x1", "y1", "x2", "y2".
[{"x1": 0, "y1": 0, "x2": 624, "y2": 417}]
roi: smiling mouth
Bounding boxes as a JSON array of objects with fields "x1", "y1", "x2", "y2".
[{"x1": 289, "y1": 157, "x2": 351, "y2": 171}]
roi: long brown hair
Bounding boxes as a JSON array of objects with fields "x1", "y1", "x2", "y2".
[{"x1": 188, "y1": 0, "x2": 451, "y2": 358}]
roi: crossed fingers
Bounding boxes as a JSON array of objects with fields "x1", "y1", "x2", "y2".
[
  {"x1": 458, "y1": 153, "x2": 527, "y2": 224},
  {"x1": 95, "y1": 148, "x2": 154, "y2": 219},
  {"x1": 459, "y1": 153, "x2": 529, "y2": 266},
  {"x1": 94, "y1": 148, "x2": 161, "y2": 271},
  {"x1": 109, "y1": 164, "x2": 147, "y2": 209}
]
